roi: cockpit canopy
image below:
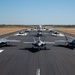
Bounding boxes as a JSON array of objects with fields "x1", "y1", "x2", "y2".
[{"x1": 37, "y1": 40, "x2": 40, "y2": 43}]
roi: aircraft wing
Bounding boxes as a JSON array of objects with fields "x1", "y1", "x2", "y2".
[
  {"x1": 55, "y1": 40, "x2": 66, "y2": 42},
  {"x1": 6, "y1": 40, "x2": 20, "y2": 42},
  {"x1": 0, "y1": 41, "x2": 5, "y2": 43},
  {"x1": 44, "y1": 42, "x2": 55, "y2": 44},
  {"x1": 23, "y1": 42, "x2": 34, "y2": 43},
  {"x1": 42, "y1": 33, "x2": 48, "y2": 34},
  {"x1": 31, "y1": 32, "x2": 48, "y2": 34}
]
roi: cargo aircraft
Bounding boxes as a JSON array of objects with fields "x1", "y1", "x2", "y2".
[{"x1": 31, "y1": 25, "x2": 48, "y2": 37}]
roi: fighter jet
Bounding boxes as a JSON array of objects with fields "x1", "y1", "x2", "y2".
[
  {"x1": 36, "y1": 32, "x2": 42, "y2": 36},
  {"x1": 0, "y1": 38, "x2": 20, "y2": 46},
  {"x1": 36, "y1": 32, "x2": 48, "y2": 37},
  {"x1": 31, "y1": 31, "x2": 48, "y2": 37},
  {"x1": 55, "y1": 35, "x2": 75, "y2": 49},
  {"x1": 14, "y1": 32, "x2": 28, "y2": 36},
  {"x1": 31, "y1": 25, "x2": 48, "y2": 37},
  {"x1": 51, "y1": 31, "x2": 64, "y2": 36},
  {"x1": 23, "y1": 37, "x2": 55, "y2": 50}
]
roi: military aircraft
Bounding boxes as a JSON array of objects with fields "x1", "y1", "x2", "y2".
[
  {"x1": 14, "y1": 31, "x2": 28, "y2": 36},
  {"x1": 37, "y1": 31, "x2": 49, "y2": 36},
  {"x1": 31, "y1": 25, "x2": 48, "y2": 37},
  {"x1": 51, "y1": 31, "x2": 64, "y2": 36},
  {"x1": 55, "y1": 35, "x2": 75, "y2": 49},
  {"x1": 0, "y1": 38, "x2": 20, "y2": 46},
  {"x1": 37, "y1": 25, "x2": 42, "y2": 32},
  {"x1": 23, "y1": 37, "x2": 55, "y2": 50},
  {"x1": 31, "y1": 31, "x2": 48, "y2": 37},
  {"x1": 36, "y1": 32, "x2": 43, "y2": 36},
  {"x1": 37, "y1": 25, "x2": 47, "y2": 32}
]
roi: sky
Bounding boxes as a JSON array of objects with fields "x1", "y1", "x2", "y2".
[{"x1": 0, "y1": 0, "x2": 75, "y2": 25}]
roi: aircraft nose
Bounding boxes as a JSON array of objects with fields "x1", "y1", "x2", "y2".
[{"x1": 38, "y1": 43, "x2": 41, "y2": 46}]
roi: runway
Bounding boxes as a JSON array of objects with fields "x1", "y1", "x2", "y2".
[{"x1": 0, "y1": 30, "x2": 75, "y2": 75}]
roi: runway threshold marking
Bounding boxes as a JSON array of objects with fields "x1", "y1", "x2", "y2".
[
  {"x1": 0, "y1": 50, "x2": 4, "y2": 53},
  {"x1": 36, "y1": 69, "x2": 40, "y2": 75}
]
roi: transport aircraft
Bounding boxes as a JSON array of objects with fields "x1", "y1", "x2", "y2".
[
  {"x1": 23, "y1": 37, "x2": 55, "y2": 50},
  {"x1": 31, "y1": 25, "x2": 48, "y2": 37},
  {"x1": 37, "y1": 25, "x2": 47, "y2": 32},
  {"x1": 37, "y1": 25, "x2": 42, "y2": 32}
]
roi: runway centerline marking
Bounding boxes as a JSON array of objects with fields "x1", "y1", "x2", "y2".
[
  {"x1": 0, "y1": 50, "x2": 4, "y2": 53},
  {"x1": 36, "y1": 69, "x2": 40, "y2": 75}
]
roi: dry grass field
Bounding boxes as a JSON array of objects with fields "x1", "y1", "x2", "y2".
[
  {"x1": 45, "y1": 26, "x2": 75, "y2": 35},
  {"x1": 0, "y1": 27, "x2": 26, "y2": 35},
  {"x1": 55, "y1": 28, "x2": 75, "y2": 35},
  {"x1": 0, "y1": 26, "x2": 75, "y2": 35}
]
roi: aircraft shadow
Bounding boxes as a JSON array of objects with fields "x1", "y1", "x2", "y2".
[
  {"x1": 0, "y1": 44, "x2": 17, "y2": 48},
  {"x1": 35, "y1": 35, "x2": 45, "y2": 37},
  {"x1": 19, "y1": 47, "x2": 50, "y2": 53},
  {"x1": 30, "y1": 35, "x2": 45, "y2": 37},
  {"x1": 54, "y1": 44, "x2": 75, "y2": 50}
]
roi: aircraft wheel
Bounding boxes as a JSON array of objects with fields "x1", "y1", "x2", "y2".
[
  {"x1": 38, "y1": 47, "x2": 41, "y2": 50},
  {"x1": 72, "y1": 46, "x2": 74, "y2": 50},
  {"x1": 32, "y1": 47, "x2": 34, "y2": 49},
  {"x1": 0, "y1": 45, "x2": 2, "y2": 48},
  {"x1": 67, "y1": 44, "x2": 70, "y2": 47},
  {"x1": 5, "y1": 43, "x2": 8, "y2": 46},
  {"x1": 44, "y1": 47, "x2": 46, "y2": 49}
]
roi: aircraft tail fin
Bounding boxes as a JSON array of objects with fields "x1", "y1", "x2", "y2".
[
  {"x1": 64, "y1": 34, "x2": 69, "y2": 43},
  {"x1": 33, "y1": 37, "x2": 36, "y2": 42},
  {"x1": 65, "y1": 35, "x2": 68, "y2": 40},
  {"x1": 38, "y1": 25, "x2": 42, "y2": 31},
  {"x1": 39, "y1": 37, "x2": 41, "y2": 41},
  {"x1": 39, "y1": 25, "x2": 42, "y2": 29}
]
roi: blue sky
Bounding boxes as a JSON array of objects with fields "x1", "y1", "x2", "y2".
[{"x1": 0, "y1": 0, "x2": 75, "y2": 25}]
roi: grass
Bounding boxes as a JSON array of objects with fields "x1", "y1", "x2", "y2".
[
  {"x1": 0, "y1": 27, "x2": 26, "y2": 35},
  {"x1": 55, "y1": 28, "x2": 75, "y2": 35},
  {"x1": 0, "y1": 26, "x2": 75, "y2": 35},
  {"x1": 45, "y1": 26, "x2": 75, "y2": 35}
]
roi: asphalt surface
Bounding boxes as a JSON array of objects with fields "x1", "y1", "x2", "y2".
[{"x1": 0, "y1": 30, "x2": 75, "y2": 75}]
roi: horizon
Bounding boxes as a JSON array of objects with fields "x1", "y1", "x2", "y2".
[{"x1": 0, "y1": 0, "x2": 75, "y2": 25}]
